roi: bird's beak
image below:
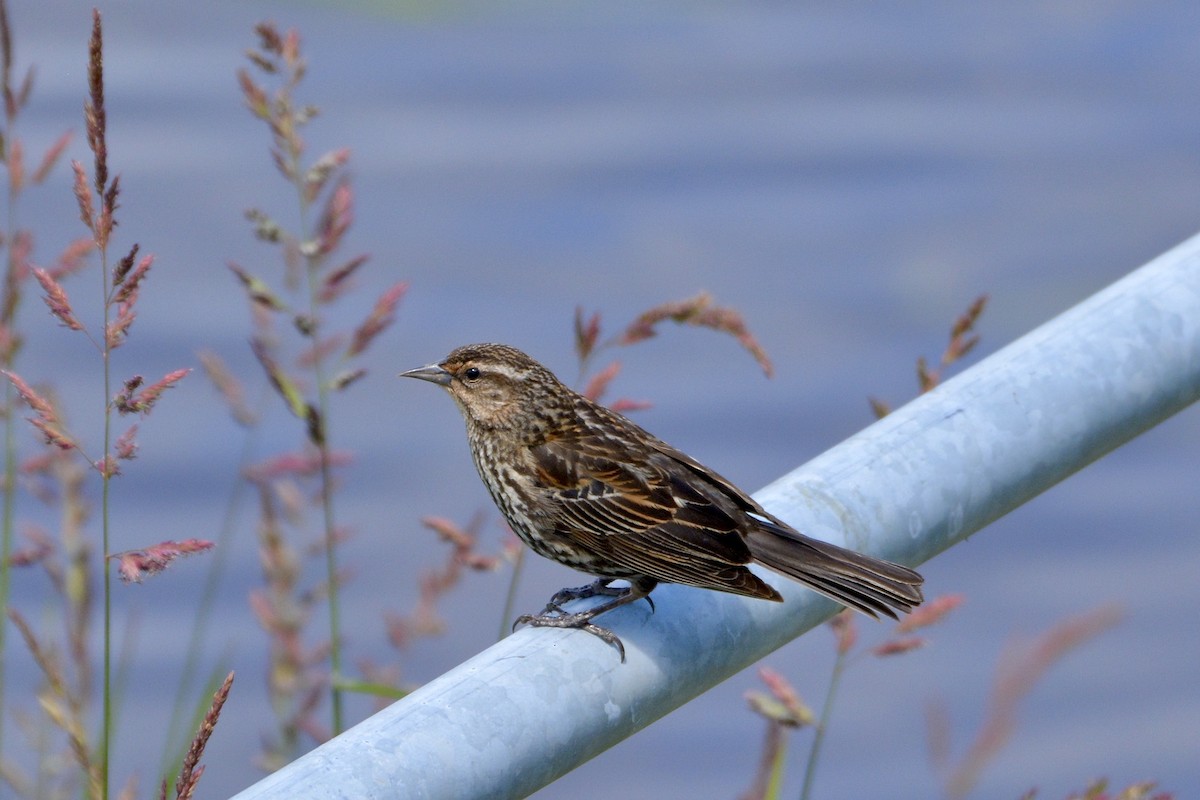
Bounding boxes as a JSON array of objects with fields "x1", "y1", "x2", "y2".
[{"x1": 399, "y1": 363, "x2": 452, "y2": 386}]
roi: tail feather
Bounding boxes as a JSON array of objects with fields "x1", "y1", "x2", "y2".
[{"x1": 746, "y1": 519, "x2": 924, "y2": 619}]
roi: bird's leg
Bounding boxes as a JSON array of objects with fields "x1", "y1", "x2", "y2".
[
  {"x1": 515, "y1": 577, "x2": 658, "y2": 662},
  {"x1": 539, "y1": 579, "x2": 629, "y2": 610},
  {"x1": 540, "y1": 578, "x2": 656, "y2": 616}
]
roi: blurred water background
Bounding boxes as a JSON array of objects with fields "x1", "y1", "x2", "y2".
[{"x1": 6, "y1": 1, "x2": 1199, "y2": 797}]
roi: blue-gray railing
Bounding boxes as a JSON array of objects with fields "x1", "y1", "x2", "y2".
[{"x1": 232, "y1": 233, "x2": 1200, "y2": 800}]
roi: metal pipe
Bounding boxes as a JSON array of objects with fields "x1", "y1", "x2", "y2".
[{"x1": 232, "y1": 233, "x2": 1200, "y2": 800}]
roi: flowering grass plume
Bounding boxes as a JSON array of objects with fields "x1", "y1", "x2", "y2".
[
  {"x1": 234, "y1": 23, "x2": 406, "y2": 411},
  {"x1": 32, "y1": 267, "x2": 83, "y2": 330},
  {"x1": 8, "y1": 607, "x2": 103, "y2": 797},
  {"x1": 576, "y1": 360, "x2": 652, "y2": 414},
  {"x1": 346, "y1": 281, "x2": 407, "y2": 358},
  {"x1": 575, "y1": 292, "x2": 774, "y2": 384},
  {"x1": 0, "y1": 440, "x2": 94, "y2": 798},
  {"x1": 740, "y1": 667, "x2": 814, "y2": 800},
  {"x1": 243, "y1": 471, "x2": 332, "y2": 770},
  {"x1": 872, "y1": 592, "x2": 965, "y2": 657},
  {"x1": 386, "y1": 515, "x2": 517, "y2": 651},
  {"x1": 568, "y1": 293, "x2": 773, "y2": 413},
  {"x1": 2, "y1": 368, "x2": 74, "y2": 450},
  {"x1": 232, "y1": 20, "x2": 409, "y2": 741},
  {"x1": 746, "y1": 666, "x2": 814, "y2": 729},
  {"x1": 114, "y1": 369, "x2": 191, "y2": 416},
  {"x1": 161, "y1": 671, "x2": 235, "y2": 800},
  {"x1": 616, "y1": 291, "x2": 774, "y2": 376},
  {"x1": 108, "y1": 540, "x2": 216, "y2": 584},
  {"x1": 922, "y1": 293, "x2": 988, "y2": 392},
  {"x1": 13, "y1": 9, "x2": 193, "y2": 473},
  {"x1": 870, "y1": 294, "x2": 988, "y2": 418},
  {"x1": 5, "y1": 525, "x2": 53, "y2": 568},
  {"x1": 197, "y1": 349, "x2": 257, "y2": 427}
]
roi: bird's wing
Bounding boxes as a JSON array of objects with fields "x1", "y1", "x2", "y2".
[
  {"x1": 531, "y1": 435, "x2": 675, "y2": 536},
  {"x1": 641, "y1": 432, "x2": 768, "y2": 518},
  {"x1": 530, "y1": 427, "x2": 756, "y2": 571}
]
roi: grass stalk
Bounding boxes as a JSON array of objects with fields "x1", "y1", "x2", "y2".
[
  {"x1": 0, "y1": 380, "x2": 12, "y2": 764},
  {"x1": 98, "y1": 165, "x2": 113, "y2": 800},
  {"x1": 798, "y1": 646, "x2": 848, "y2": 800},
  {"x1": 290, "y1": 119, "x2": 345, "y2": 739},
  {"x1": 0, "y1": 0, "x2": 19, "y2": 769},
  {"x1": 0, "y1": 134, "x2": 15, "y2": 797},
  {"x1": 316, "y1": 420, "x2": 343, "y2": 733},
  {"x1": 300, "y1": 226, "x2": 344, "y2": 732},
  {"x1": 496, "y1": 548, "x2": 525, "y2": 642}
]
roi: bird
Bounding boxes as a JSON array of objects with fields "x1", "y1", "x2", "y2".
[{"x1": 400, "y1": 343, "x2": 923, "y2": 661}]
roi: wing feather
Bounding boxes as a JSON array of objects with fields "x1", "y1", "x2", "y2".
[{"x1": 531, "y1": 432, "x2": 756, "y2": 570}]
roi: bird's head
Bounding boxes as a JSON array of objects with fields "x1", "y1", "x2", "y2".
[{"x1": 400, "y1": 343, "x2": 565, "y2": 433}]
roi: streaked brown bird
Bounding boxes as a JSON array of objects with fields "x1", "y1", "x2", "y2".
[{"x1": 401, "y1": 343, "x2": 923, "y2": 661}]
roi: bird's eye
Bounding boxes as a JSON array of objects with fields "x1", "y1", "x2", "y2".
[{"x1": 463, "y1": 366, "x2": 481, "y2": 381}]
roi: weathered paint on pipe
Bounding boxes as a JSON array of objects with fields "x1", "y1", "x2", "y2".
[{"x1": 232, "y1": 233, "x2": 1200, "y2": 800}]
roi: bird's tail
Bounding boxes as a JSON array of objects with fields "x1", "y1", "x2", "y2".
[{"x1": 746, "y1": 518, "x2": 924, "y2": 619}]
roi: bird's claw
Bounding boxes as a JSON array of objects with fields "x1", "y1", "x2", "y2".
[
  {"x1": 509, "y1": 600, "x2": 566, "y2": 630},
  {"x1": 513, "y1": 608, "x2": 627, "y2": 662}
]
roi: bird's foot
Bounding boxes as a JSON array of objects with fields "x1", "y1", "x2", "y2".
[
  {"x1": 514, "y1": 608, "x2": 627, "y2": 662},
  {"x1": 513, "y1": 579, "x2": 658, "y2": 663}
]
